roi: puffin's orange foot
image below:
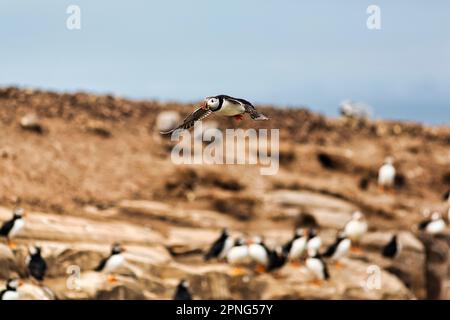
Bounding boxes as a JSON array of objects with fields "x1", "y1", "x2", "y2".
[
  {"x1": 334, "y1": 261, "x2": 344, "y2": 269},
  {"x1": 290, "y1": 261, "x2": 302, "y2": 268},
  {"x1": 234, "y1": 114, "x2": 244, "y2": 122},
  {"x1": 254, "y1": 265, "x2": 266, "y2": 274},
  {"x1": 7, "y1": 240, "x2": 17, "y2": 249},
  {"x1": 107, "y1": 275, "x2": 118, "y2": 284},
  {"x1": 229, "y1": 267, "x2": 246, "y2": 277},
  {"x1": 350, "y1": 246, "x2": 363, "y2": 254},
  {"x1": 310, "y1": 279, "x2": 323, "y2": 286}
]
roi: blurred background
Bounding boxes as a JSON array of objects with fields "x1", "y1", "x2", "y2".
[{"x1": 0, "y1": 0, "x2": 449, "y2": 124}]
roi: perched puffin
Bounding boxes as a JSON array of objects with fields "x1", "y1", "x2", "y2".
[
  {"x1": 344, "y1": 211, "x2": 368, "y2": 251},
  {"x1": 26, "y1": 246, "x2": 47, "y2": 282},
  {"x1": 0, "y1": 279, "x2": 22, "y2": 300},
  {"x1": 248, "y1": 236, "x2": 270, "y2": 273},
  {"x1": 204, "y1": 228, "x2": 234, "y2": 261},
  {"x1": 226, "y1": 238, "x2": 251, "y2": 276},
  {"x1": 323, "y1": 232, "x2": 351, "y2": 267},
  {"x1": 282, "y1": 228, "x2": 308, "y2": 266},
  {"x1": 378, "y1": 157, "x2": 396, "y2": 191},
  {"x1": 0, "y1": 208, "x2": 26, "y2": 248},
  {"x1": 160, "y1": 95, "x2": 268, "y2": 134},
  {"x1": 305, "y1": 248, "x2": 330, "y2": 285},
  {"x1": 95, "y1": 243, "x2": 126, "y2": 283},
  {"x1": 173, "y1": 279, "x2": 192, "y2": 300},
  {"x1": 382, "y1": 234, "x2": 401, "y2": 259},
  {"x1": 266, "y1": 246, "x2": 287, "y2": 272},
  {"x1": 306, "y1": 228, "x2": 322, "y2": 254},
  {"x1": 418, "y1": 212, "x2": 446, "y2": 235}
]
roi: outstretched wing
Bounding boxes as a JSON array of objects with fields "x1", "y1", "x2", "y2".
[
  {"x1": 160, "y1": 108, "x2": 212, "y2": 134},
  {"x1": 220, "y1": 95, "x2": 269, "y2": 120}
]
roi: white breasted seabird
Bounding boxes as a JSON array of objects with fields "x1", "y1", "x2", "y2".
[
  {"x1": 226, "y1": 238, "x2": 252, "y2": 276},
  {"x1": 160, "y1": 95, "x2": 268, "y2": 134},
  {"x1": 418, "y1": 212, "x2": 446, "y2": 235},
  {"x1": 173, "y1": 279, "x2": 192, "y2": 300},
  {"x1": 306, "y1": 228, "x2": 322, "y2": 254},
  {"x1": 204, "y1": 228, "x2": 234, "y2": 261},
  {"x1": 248, "y1": 236, "x2": 270, "y2": 273},
  {"x1": 26, "y1": 246, "x2": 48, "y2": 282},
  {"x1": 323, "y1": 232, "x2": 351, "y2": 267},
  {"x1": 95, "y1": 243, "x2": 126, "y2": 283},
  {"x1": 344, "y1": 211, "x2": 368, "y2": 251},
  {"x1": 305, "y1": 248, "x2": 330, "y2": 285},
  {"x1": 382, "y1": 234, "x2": 401, "y2": 259},
  {"x1": 0, "y1": 279, "x2": 22, "y2": 300},
  {"x1": 0, "y1": 208, "x2": 26, "y2": 248},
  {"x1": 378, "y1": 157, "x2": 396, "y2": 191},
  {"x1": 283, "y1": 228, "x2": 308, "y2": 266}
]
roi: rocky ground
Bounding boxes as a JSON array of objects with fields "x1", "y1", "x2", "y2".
[{"x1": 0, "y1": 87, "x2": 449, "y2": 300}]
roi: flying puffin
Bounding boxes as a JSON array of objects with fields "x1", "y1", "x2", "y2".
[
  {"x1": 160, "y1": 95, "x2": 268, "y2": 134},
  {"x1": 305, "y1": 248, "x2": 330, "y2": 285},
  {"x1": 418, "y1": 212, "x2": 446, "y2": 235},
  {"x1": 95, "y1": 243, "x2": 126, "y2": 283},
  {"x1": 282, "y1": 228, "x2": 308, "y2": 267},
  {"x1": 306, "y1": 228, "x2": 322, "y2": 254},
  {"x1": 248, "y1": 236, "x2": 270, "y2": 273},
  {"x1": 382, "y1": 234, "x2": 401, "y2": 259},
  {"x1": 0, "y1": 208, "x2": 26, "y2": 248},
  {"x1": 323, "y1": 232, "x2": 351, "y2": 267},
  {"x1": 204, "y1": 228, "x2": 234, "y2": 262},
  {"x1": 344, "y1": 211, "x2": 368, "y2": 252},
  {"x1": 226, "y1": 237, "x2": 251, "y2": 276},
  {"x1": 173, "y1": 279, "x2": 192, "y2": 300},
  {"x1": 378, "y1": 157, "x2": 396, "y2": 192},
  {"x1": 26, "y1": 246, "x2": 48, "y2": 282},
  {"x1": 0, "y1": 279, "x2": 22, "y2": 300}
]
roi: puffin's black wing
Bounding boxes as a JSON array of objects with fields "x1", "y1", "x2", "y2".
[
  {"x1": 28, "y1": 256, "x2": 48, "y2": 281},
  {"x1": 418, "y1": 219, "x2": 431, "y2": 231},
  {"x1": 160, "y1": 108, "x2": 212, "y2": 134},
  {"x1": 173, "y1": 285, "x2": 192, "y2": 300},
  {"x1": 219, "y1": 95, "x2": 269, "y2": 120},
  {"x1": 322, "y1": 258, "x2": 330, "y2": 280},
  {"x1": 0, "y1": 219, "x2": 14, "y2": 236},
  {"x1": 94, "y1": 257, "x2": 108, "y2": 272},
  {"x1": 443, "y1": 189, "x2": 450, "y2": 201},
  {"x1": 323, "y1": 239, "x2": 339, "y2": 258},
  {"x1": 267, "y1": 250, "x2": 286, "y2": 272},
  {"x1": 204, "y1": 234, "x2": 226, "y2": 261},
  {"x1": 382, "y1": 236, "x2": 397, "y2": 258},
  {"x1": 0, "y1": 289, "x2": 7, "y2": 299},
  {"x1": 282, "y1": 240, "x2": 293, "y2": 257}
]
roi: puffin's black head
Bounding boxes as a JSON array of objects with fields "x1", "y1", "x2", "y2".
[
  {"x1": 234, "y1": 238, "x2": 245, "y2": 246},
  {"x1": 179, "y1": 279, "x2": 189, "y2": 289},
  {"x1": 6, "y1": 278, "x2": 21, "y2": 291},
  {"x1": 201, "y1": 96, "x2": 221, "y2": 111},
  {"x1": 111, "y1": 243, "x2": 126, "y2": 255},
  {"x1": 222, "y1": 228, "x2": 229, "y2": 237},
  {"x1": 12, "y1": 208, "x2": 26, "y2": 220},
  {"x1": 29, "y1": 246, "x2": 42, "y2": 256},
  {"x1": 308, "y1": 228, "x2": 317, "y2": 239}
]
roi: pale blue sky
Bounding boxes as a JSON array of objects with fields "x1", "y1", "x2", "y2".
[{"x1": 1, "y1": 1, "x2": 449, "y2": 124}]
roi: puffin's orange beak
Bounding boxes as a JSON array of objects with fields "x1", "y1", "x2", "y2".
[{"x1": 200, "y1": 101, "x2": 208, "y2": 110}]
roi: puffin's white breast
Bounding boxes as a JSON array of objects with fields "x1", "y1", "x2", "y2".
[
  {"x1": 307, "y1": 237, "x2": 322, "y2": 252},
  {"x1": 2, "y1": 291, "x2": 20, "y2": 300},
  {"x1": 216, "y1": 100, "x2": 245, "y2": 116},
  {"x1": 332, "y1": 239, "x2": 351, "y2": 260},
  {"x1": 306, "y1": 258, "x2": 325, "y2": 280},
  {"x1": 289, "y1": 237, "x2": 307, "y2": 260},
  {"x1": 226, "y1": 246, "x2": 250, "y2": 265},
  {"x1": 248, "y1": 244, "x2": 268, "y2": 265},
  {"x1": 345, "y1": 220, "x2": 367, "y2": 241},
  {"x1": 104, "y1": 254, "x2": 125, "y2": 272},
  {"x1": 9, "y1": 219, "x2": 25, "y2": 238},
  {"x1": 426, "y1": 219, "x2": 446, "y2": 235},
  {"x1": 218, "y1": 237, "x2": 235, "y2": 260},
  {"x1": 378, "y1": 164, "x2": 396, "y2": 186}
]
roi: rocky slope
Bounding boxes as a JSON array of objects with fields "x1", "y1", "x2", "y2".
[{"x1": 0, "y1": 87, "x2": 449, "y2": 300}]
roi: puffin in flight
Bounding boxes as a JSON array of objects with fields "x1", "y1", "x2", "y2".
[
  {"x1": 95, "y1": 243, "x2": 126, "y2": 283},
  {"x1": 204, "y1": 228, "x2": 234, "y2": 262},
  {"x1": 0, "y1": 279, "x2": 22, "y2": 300},
  {"x1": 160, "y1": 95, "x2": 268, "y2": 134},
  {"x1": 173, "y1": 279, "x2": 192, "y2": 300},
  {"x1": 26, "y1": 246, "x2": 48, "y2": 283},
  {"x1": 0, "y1": 208, "x2": 26, "y2": 248}
]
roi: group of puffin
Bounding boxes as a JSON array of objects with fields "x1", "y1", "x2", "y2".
[
  {"x1": 203, "y1": 211, "x2": 368, "y2": 284},
  {"x1": 0, "y1": 207, "x2": 132, "y2": 300}
]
